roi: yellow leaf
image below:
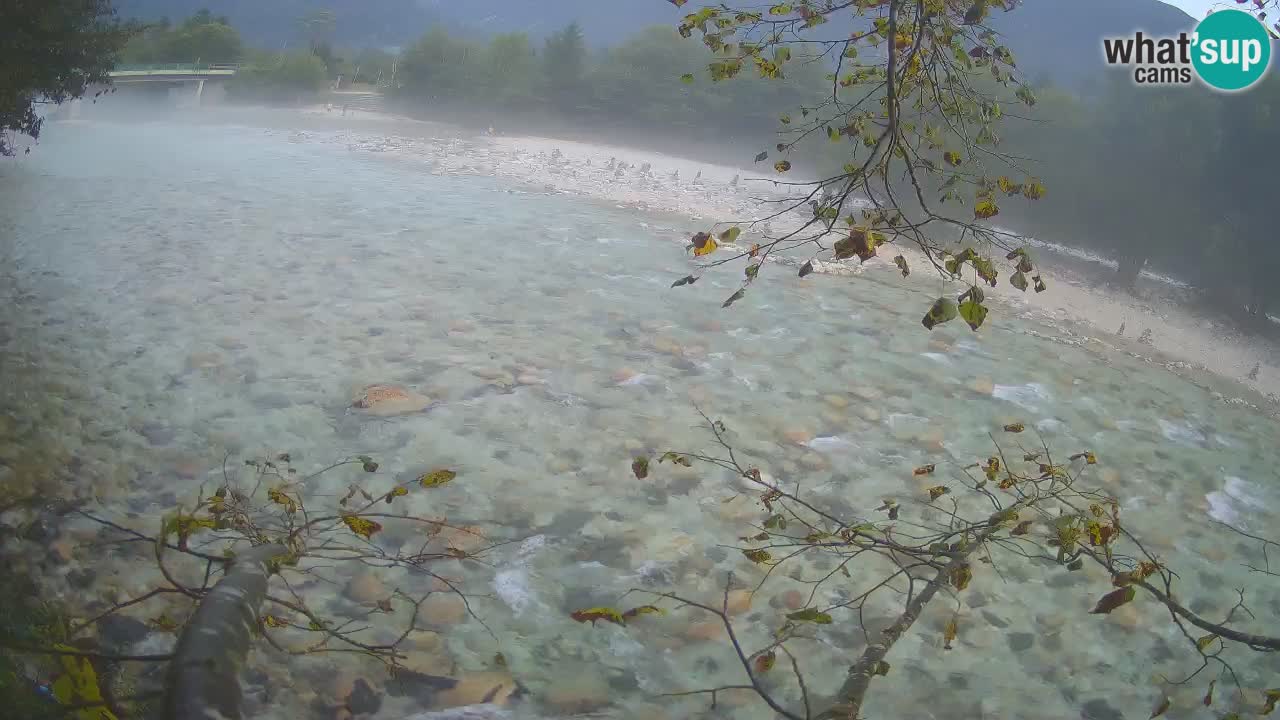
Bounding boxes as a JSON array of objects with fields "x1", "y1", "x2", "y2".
[
  {"x1": 1023, "y1": 179, "x2": 1046, "y2": 200},
  {"x1": 1195, "y1": 633, "x2": 1219, "y2": 651},
  {"x1": 268, "y1": 487, "x2": 298, "y2": 514},
  {"x1": 621, "y1": 605, "x2": 665, "y2": 620},
  {"x1": 1262, "y1": 689, "x2": 1280, "y2": 715},
  {"x1": 1003, "y1": 422, "x2": 1024, "y2": 433},
  {"x1": 974, "y1": 200, "x2": 999, "y2": 220},
  {"x1": 774, "y1": 160, "x2": 791, "y2": 173},
  {"x1": 768, "y1": 4, "x2": 793, "y2": 15},
  {"x1": 943, "y1": 150, "x2": 962, "y2": 166},
  {"x1": 943, "y1": 616, "x2": 958, "y2": 649},
  {"x1": 1204, "y1": 679, "x2": 1216, "y2": 706},
  {"x1": 787, "y1": 608, "x2": 833, "y2": 624},
  {"x1": 949, "y1": 563, "x2": 972, "y2": 590},
  {"x1": 690, "y1": 231, "x2": 718, "y2": 257},
  {"x1": 927, "y1": 485, "x2": 949, "y2": 501},
  {"x1": 1011, "y1": 520, "x2": 1033, "y2": 536},
  {"x1": 341, "y1": 513, "x2": 383, "y2": 539},
  {"x1": 983, "y1": 456, "x2": 1001, "y2": 482},
  {"x1": 148, "y1": 613, "x2": 180, "y2": 632},
  {"x1": 996, "y1": 176, "x2": 1015, "y2": 194},
  {"x1": 262, "y1": 614, "x2": 289, "y2": 628},
  {"x1": 570, "y1": 607, "x2": 626, "y2": 626},
  {"x1": 743, "y1": 548, "x2": 772, "y2": 563},
  {"x1": 1150, "y1": 695, "x2": 1171, "y2": 718},
  {"x1": 418, "y1": 469, "x2": 457, "y2": 488},
  {"x1": 50, "y1": 645, "x2": 119, "y2": 720},
  {"x1": 384, "y1": 485, "x2": 409, "y2": 504}
]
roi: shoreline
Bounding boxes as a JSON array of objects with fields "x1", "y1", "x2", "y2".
[{"x1": 311, "y1": 103, "x2": 1280, "y2": 405}]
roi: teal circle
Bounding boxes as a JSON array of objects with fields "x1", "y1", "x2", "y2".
[{"x1": 1192, "y1": 9, "x2": 1272, "y2": 92}]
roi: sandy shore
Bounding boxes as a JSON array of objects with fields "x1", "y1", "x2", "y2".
[{"x1": 293, "y1": 105, "x2": 1280, "y2": 406}]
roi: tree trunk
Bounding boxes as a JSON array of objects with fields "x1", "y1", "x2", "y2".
[{"x1": 162, "y1": 544, "x2": 284, "y2": 720}]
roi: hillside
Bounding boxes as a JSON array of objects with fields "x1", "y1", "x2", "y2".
[{"x1": 113, "y1": 0, "x2": 1197, "y2": 87}]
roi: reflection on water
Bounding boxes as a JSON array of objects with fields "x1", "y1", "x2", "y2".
[{"x1": 2, "y1": 119, "x2": 1278, "y2": 720}]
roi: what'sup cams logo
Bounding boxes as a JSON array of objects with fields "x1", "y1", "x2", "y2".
[{"x1": 1102, "y1": 8, "x2": 1275, "y2": 92}]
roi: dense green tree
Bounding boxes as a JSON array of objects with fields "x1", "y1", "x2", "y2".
[
  {"x1": 396, "y1": 26, "x2": 483, "y2": 100},
  {"x1": 120, "y1": 9, "x2": 242, "y2": 64},
  {"x1": 482, "y1": 33, "x2": 538, "y2": 107},
  {"x1": 0, "y1": 0, "x2": 131, "y2": 156},
  {"x1": 543, "y1": 22, "x2": 588, "y2": 109},
  {"x1": 226, "y1": 51, "x2": 328, "y2": 101}
]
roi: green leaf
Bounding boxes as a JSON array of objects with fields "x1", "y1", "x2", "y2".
[
  {"x1": 672, "y1": 275, "x2": 698, "y2": 288},
  {"x1": 722, "y1": 288, "x2": 746, "y2": 308},
  {"x1": 774, "y1": 47, "x2": 791, "y2": 63},
  {"x1": 786, "y1": 608, "x2": 833, "y2": 624},
  {"x1": 922, "y1": 298, "x2": 958, "y2": 330},
  {"x1": 718, "y1": 226, "x2": 742, "y2": 243},
  {"x1": 768, "y1": 3, "x2": 793, "y2": 15},
  {"x1": 1010, "y1": 270, "x2": 1028, "y2": 292},
  {"x1": 958, "y1": 299, "x2": 988, "y2": 331}
]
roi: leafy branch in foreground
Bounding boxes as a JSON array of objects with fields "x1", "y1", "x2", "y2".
[
  {"x1": 1, "y1": 453, "x2": 508, "y2": 719},
  {"x1": 664, "y1": 0, "x2": 1052, "y2": 327},
  {"x1": 580, "y1": 410, "x2": 1280, "y2": 719}
]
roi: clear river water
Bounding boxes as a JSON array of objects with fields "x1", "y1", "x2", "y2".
[{"x1": 1, "y1": 114, "x2": 1277, "y2": 720}]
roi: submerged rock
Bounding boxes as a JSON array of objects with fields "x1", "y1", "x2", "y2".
[{"x1": 350, "y1": 384, "x2": 434, "y2": 417}]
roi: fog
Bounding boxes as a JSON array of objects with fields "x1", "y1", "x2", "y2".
[{"x1": 3, "y1": 2, "x2": 1280, "y2": 720}]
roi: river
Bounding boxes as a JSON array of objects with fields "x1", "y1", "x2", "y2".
[{"x1": 1, "y1": 112, "x2": 1277, "y2": 720}]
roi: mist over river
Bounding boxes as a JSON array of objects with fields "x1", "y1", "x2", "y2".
[{"x1": 2, "y1": 114, "x2": 1277, "y2": 720}]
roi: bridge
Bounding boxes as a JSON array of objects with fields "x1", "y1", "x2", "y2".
[
  {"x1": 108, "y1": 63, "x2": 240, "y2": 82},
  {"x1": 106, "y1": 63, "x2": 240, "y2": 103}
]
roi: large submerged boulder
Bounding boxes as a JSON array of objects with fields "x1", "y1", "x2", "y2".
[{"x1": 350, "y1": 384, "x2": 434, "y2": 417}]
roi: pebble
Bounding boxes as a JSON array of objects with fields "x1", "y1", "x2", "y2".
[
  {"x1": 343, "y1": 572, "x2": 387, "y2": 604},
  {"x1": 347, "y1": 678, "x2": 381, "y2": 715},
  {"x1": 516, "y1": 373, "x2": 543, "y2": 385},
  {"x1": 824, "y1": 394, "x2": 850, "y2": 409},
  {"x1": 782, "y1": 428, "x2": 814, "y2": 445},
  {"x1": 778, "y1": 589, "x2": 805, "y2": 610},
  {"x1": 543, "y1": 665, "x2": 611, "y2": 714},
  {"x1": 969, "y1": 376, "x2": 995, "y2": 395},
  {"x1": 422, "y1": 593, "x2": 468, "y2": 625},
  {"x1": 434, "y1": 671, "x2": 517, "y2": 708},
  {"x1": 684, "y1": 620, "x2": 725, "y2": 642},
  {"x1": 725, "y1": 589, "x2": 753, "y2": 616},
  {"x1": 819, "y1": 407, "x2": 845, "y2": 426}
]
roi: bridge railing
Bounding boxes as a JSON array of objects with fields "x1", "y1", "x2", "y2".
[{"x1": 112, "y1": 63, "x2": 241, "y2": 73}]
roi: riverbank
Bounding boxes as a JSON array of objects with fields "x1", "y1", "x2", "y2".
[{"x1": 286, "y1": 103, "x2": 1280, "y2": 405}]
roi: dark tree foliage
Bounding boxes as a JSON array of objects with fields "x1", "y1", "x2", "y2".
[{"x1": 0, "y1": 0, "x2": 132, "y2": 156}]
